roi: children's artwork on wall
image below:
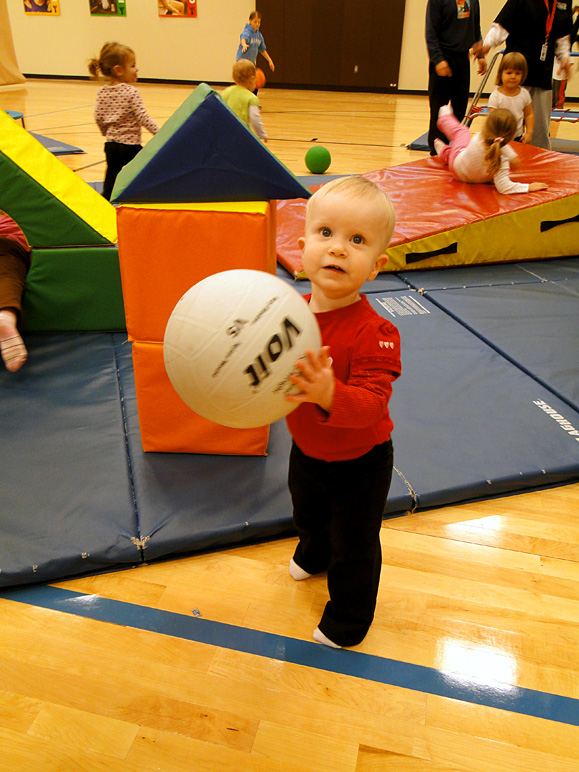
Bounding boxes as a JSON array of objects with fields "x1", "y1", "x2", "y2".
[
  {"x1": 158, "y1": 0, "x2": 196, "y2": 17},
  {"x1": 89, "y1": 0, "x2": 127, "y2": 16},
  {"x1": 24, "y1": 0, "x2": 60, "y2": 14}
]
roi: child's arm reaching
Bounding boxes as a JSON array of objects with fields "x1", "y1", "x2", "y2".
[{"x1": 494, "y1": 155, "x2": 547, "y2": 194}]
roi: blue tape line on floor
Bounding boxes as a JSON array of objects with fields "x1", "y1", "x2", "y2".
[{"x1": 3, "y1": 584, "x2": 579, "y2": 727}]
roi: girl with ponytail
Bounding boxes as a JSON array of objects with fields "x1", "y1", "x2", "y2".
[{"x1": 434, "y1": 105, "x2": 547, "y2": 194}]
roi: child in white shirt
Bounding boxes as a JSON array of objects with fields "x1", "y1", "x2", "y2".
[{"x1": 488, "y1": 52, "x2": 534, "y2": 143}]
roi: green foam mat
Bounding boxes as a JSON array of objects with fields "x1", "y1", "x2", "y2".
[{"x1": 22, "y1": 246, "x2": 126, "y2": 332}]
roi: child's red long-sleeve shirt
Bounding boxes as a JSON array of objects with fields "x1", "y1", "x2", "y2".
[{"x1": 285, "y1": 295, "x2": 401, "y2": 462}]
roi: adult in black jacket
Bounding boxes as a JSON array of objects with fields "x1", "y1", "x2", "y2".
[{"x1": 425, "y1": 0, "x2": 487, "y2": 154}]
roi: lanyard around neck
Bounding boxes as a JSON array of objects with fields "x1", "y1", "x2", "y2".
[{"x1": 543, "y1": 0, "x2": 557, "y2": 40}]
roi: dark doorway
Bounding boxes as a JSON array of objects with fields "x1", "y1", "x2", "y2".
[{"x1": 256, "y1": 0, "x2": 406, "y2": 90}]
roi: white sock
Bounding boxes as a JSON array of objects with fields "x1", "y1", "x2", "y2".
[
  {"x1": 313, "y1": 627, "x2": 342, "y2": 649},
  {"x1": 289, "y1": 558, "x2": 312, "y2": 581}
]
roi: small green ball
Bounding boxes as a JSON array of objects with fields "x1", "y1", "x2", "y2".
[{"x1": 305, "y1": 146, "x2": 331, "y2": 174}]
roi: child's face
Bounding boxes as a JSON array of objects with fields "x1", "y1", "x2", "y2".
[
  {"x1": 299, "y1": 191, "x2": 389, "y2": 307},
  {"x1": 501, "y1": 67, "x2": 522, "y2": 90},
  {"x1": 115, "y1": 54, "x2": 138, "y2": 84},
  {"x1": 250, "y1": 16, "x2": 261, "y2": 30}
]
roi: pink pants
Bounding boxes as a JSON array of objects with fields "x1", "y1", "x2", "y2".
[{"x1": 436, "y1": 112, "x2": 471, "y2": 175}]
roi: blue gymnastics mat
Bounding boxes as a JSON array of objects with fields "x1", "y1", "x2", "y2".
[
  {"x1": 0, "y1": 335, "x2": 137, "y2": 585},
  {"x1": 371, "y1": 289, "x2": 579, "y2": 509},
  {"x1": 398, "y1": 257, "x2": 579, "y2": 291},
  {"x1": 1, "y1": 263, "x2": 579, "y2": 587},
  {"x1": 29, "y1": 132, "x2": 85, "y2": 156},
  {"x1": 422, "y1": 280, "x2": 579, "y2": 414}
]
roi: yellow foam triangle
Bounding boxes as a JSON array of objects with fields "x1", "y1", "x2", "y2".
[{"x1": 0, "y1": 110, "x2": 117, "y2": 243}]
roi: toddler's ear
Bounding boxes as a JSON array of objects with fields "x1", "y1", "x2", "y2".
[
  {"x1": 298, "y1": 236, "x2": 306, "y2": 252},
  {"x1": 368, "y1": 254, "x2": 388, "y2": 280}
]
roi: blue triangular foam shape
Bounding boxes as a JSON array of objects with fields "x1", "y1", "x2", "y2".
[{"x1": 112, "y1": 86, "x2": 310, "y2": 203}]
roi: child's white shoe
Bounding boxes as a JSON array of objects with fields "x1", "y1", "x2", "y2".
[
  {"x1": 433, "y1": 138, "x2": 446, "y2": 156},
  {"x1": 289, "y1": 558, "x2": 312, "y2": 581},
  {"x1": 438, "y1": 104, "x2": 453, "y2": 117}
]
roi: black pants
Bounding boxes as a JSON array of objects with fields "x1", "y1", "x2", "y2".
[
  {"x1": 103, "y1": 142, "x2": 142, "y2": 201},
  {"x1": 288, "y1": 440, "x2": 394, "y2": 647},
  {"x1": 428, "y1": 50, "x2": 470, "y2": 154}
]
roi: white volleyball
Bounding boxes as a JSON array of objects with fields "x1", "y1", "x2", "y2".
[{"x1": 163, "y1": 269, "x2": 321, "y2": 428}]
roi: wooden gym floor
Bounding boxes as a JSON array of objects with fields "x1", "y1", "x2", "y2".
[{"x1": 0, "y1": 79, "x2": 578, "y2": 771}]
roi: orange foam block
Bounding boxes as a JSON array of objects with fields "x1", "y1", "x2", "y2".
[
  {"x1": 117, "y1": 202, "x2": 277, "y2": 342},
  {"x1": 132, "y1": 341, "x2": 270, "y2": 454}
]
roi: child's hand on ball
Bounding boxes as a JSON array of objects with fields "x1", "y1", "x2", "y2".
[{"x1": 286, "y1": 346, "x2": 334, "y2": 412}]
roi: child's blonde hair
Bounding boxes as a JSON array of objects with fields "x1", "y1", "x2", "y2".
[
  {"x1": 232, "y1": 59, "x2": 256, "y2": 87},
  {"x1": 496, "y1": 51, "x2": 528, "y2": 86},
  {"x1": 88, "y1": 41, "x2": 134, "y2": 80},
  {"x1": 481, "y1": 108, "x2": 518, "y2": 177},
  {"x1": 307, "y1": 176, "x2": 396, "y2": 253}
]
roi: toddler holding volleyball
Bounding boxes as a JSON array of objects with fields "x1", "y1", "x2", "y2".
[
  {"x1": 89, "y1": 42, "x2": 159, "y2": 200},
  {"x1": 488, "y1": 52, "x2": 534, "y2": 143},
  {"x1": 434, "y1": 106, "x2": 547, "y2": 194},
  {"x1": 222, "y1": 60, "x2": 267, "y2": 141},
  {"x1": 284, "y1": 176, "x2": 401, "y2": 649}
]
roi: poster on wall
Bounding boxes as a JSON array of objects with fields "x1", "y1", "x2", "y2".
[
  {"x1": 24, "y1": 0, "x2": 60, "y2": 14},
  {"x1": 89, "y1": 0, "x2": 127, "y2": 16},
  {"x1": 158, "y1": 0, "x2": 197, "y2": 17}
]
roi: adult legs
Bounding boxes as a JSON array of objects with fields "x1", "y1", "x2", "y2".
[
  {"x1": 528, "y1": 87, "x2": 552, "y2": 150},
  {"x1": 552, "y1": 79, "x2": 566, "y2": 109},
  {"x1": 427, "y1": 50, "x2": 470, "y2": 153}
]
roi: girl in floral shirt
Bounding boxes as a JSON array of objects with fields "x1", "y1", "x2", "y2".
[{"x1": 89, "y1": 42, "x2": 159, "y2": 200}]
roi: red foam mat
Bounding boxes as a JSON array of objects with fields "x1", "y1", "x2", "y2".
[{"x1": 278, "y1": 144, "x2": 579, "y2": 276}]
